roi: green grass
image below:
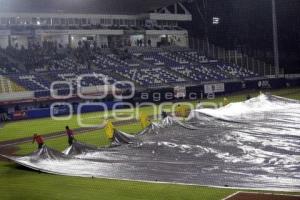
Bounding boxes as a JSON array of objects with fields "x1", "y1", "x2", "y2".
[
  {"x1": 0, "y1": 162, "x2": 235, "y2": 200},
  {"x1": 17, "y1": 123, "x2": 143, "y2": 155},
  {"x1": 1, "y1": 161, "x2": 299, "y2": 200},
  {"x1": 0, "y1": 106, "x2": 156, "y2": 142},
  {"x1": 1, "y1": 87, "x2": 300, "y2": 200}
]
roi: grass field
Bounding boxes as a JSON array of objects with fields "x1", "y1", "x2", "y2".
[
  {"x1": 1, "y1": 87, "x2": 300, "y2": 200},
  {"x1": 0, "y1": 161, "x2": 236, "y2": 200},
  {"x1": 17, "y1": 123, "x2": 143, "y2": 155},
  {"x1": 1, "y1": 87, "x2": 300, "y2": 142}
]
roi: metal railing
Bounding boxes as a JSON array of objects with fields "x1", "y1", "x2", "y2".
[{"x1": 189, "y1": 37, "x2": 279, "y2": 76}]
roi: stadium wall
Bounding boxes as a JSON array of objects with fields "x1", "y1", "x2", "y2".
[
  {"x1": 134, "y1": 77, "x2": 298, "y2": 103},
  {"x1": 1, "y1": 77, "x2": 299, "y2": 121},
  {"x1": 9, "y1": 101, "x2": 125, "y2": 120}
]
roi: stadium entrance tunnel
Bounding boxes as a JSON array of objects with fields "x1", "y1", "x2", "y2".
[{"x1": 1, "y1": 94, "x2": 300, "y2": 191}]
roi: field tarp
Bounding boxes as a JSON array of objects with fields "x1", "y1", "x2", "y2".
[{"x1": 1, "y1": 94, "x2": 300, "y2": 191}]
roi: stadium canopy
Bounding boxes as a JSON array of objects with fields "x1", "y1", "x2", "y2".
[{"x1": 0, "y1": 0, "x2": 182, "y2": 14}]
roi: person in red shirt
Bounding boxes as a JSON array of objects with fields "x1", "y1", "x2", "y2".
[
  {"x1": 65, "y1": 126, "x2": 75, "y2": 146},
  {"x1": 32, "y1": 134, "x2": 44, "y2": 149}
]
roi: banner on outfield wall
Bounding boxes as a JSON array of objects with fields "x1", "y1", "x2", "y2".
[
  {"x1": 12, "y1": 111, "x2": 27, "y2": 120},
  {"x1": 174, "y1": 86, "x2": 186, "y2": 98},
  {"x1": 257, "y1": 80, "x2": 271, "y2": 89},
  {"x1": 22, "y1": 101, "x2": 125, "y2": 120},
  {"x1": 204, "y1": 83, "x2": 225, "y2": 94}
]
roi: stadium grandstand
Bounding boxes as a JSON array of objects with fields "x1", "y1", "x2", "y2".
[{"x1": 0, "y1": 0, "x2": 264, "y2": 105}]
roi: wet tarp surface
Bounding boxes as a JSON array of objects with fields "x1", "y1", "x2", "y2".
[{"x1": 2, "y1": 95, "x2": 300, "y2": 191}]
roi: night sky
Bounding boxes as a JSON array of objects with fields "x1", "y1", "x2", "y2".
[{"x1": 186, "y1": 0, "x2": 300, "y2": 73}]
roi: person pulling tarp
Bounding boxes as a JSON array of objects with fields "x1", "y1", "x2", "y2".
[
  {"x1": 65, "y1": 126, "x2": 76, "y2": 146},
  {"x1": 104, "y1": 120, "x2": 114, "y2": 141},
  {"x1": 104, "y1": 120, "x2": 136, "y2": 146},
  {"x1": 175, "y1": 104, "x2": 190, "y2": 118},
  {"x1": 223, "y1": 97, "x2": 229, "y2": 106},
  {"x1": 32, "y1": 134, "x2": 44, "y2": 149},
  {"x1": 161, "y1": 111, "x2": 168, "y2": 119},
  {"x1": 139, "y1": 112, "x2": 151, "y2": 129}
]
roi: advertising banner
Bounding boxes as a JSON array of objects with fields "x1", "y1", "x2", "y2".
[
  {"x1": 204, "y1": 83, "x2": 225, "y2": 94},
  {"x1": 12, "y1": 111, "x2": 27, "y2": 120}
]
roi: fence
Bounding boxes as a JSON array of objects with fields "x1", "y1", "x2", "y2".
[{"x1": 189, "y1": 37, "x2": 281, "y2": 76}]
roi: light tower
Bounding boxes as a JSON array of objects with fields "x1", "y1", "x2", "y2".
[{"x1": 272, "y1": 0, "x2": 280, "y2": 76}]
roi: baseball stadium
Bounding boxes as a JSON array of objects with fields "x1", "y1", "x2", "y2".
[{"x1": 0, "y1": 0, "x2": 300, "y2": 199}]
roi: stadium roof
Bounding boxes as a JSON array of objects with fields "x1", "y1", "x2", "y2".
[{"x1": 0, "y1": 0, "x2": 181, "y2": 15}]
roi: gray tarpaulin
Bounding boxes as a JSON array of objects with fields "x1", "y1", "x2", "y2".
[{"x1": 2, "y1": 94, "x2": 300, "y2": 191}]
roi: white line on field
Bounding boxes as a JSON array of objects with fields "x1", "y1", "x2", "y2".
[{"x1": 221, "y1": 191, "x2": 241, "y2": 200}]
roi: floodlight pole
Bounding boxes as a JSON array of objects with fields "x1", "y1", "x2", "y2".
[{"x1": 272, "y1": 0, "x2": 280, "y2": 76}]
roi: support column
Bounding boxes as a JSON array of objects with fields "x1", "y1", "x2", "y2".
[
  {"x1": 68, "y1": 34, "x2": 72, "y2": 48},
  {"x1": 8, "y1": 35, "x2": 11, "y2": 47}
]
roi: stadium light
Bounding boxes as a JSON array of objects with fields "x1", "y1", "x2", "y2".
[
  {"x1": 212, "y1": 17, "x2": 220, "y2": 25},
  {"x1": 272, "y1": 0, "x2": 280, "y2": 76}
]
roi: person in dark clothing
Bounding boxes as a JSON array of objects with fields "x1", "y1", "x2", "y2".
[
  {"x1": 162, "y1": 111, "x2": 168, "y2": 119},
  {"x1": 147, "y1": 39, "x2": 152, "y2": 47},
  {"x1": 65, "y1": 126, "x2": 75, "y2": 146},
  {"x1": 32, "y1": 134, "x2": 44, "y2": 149}
]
